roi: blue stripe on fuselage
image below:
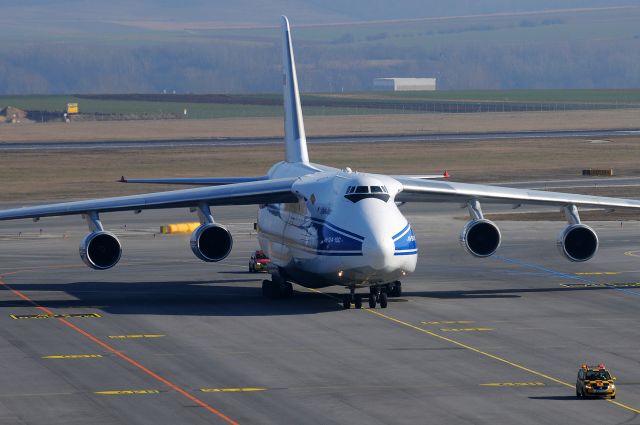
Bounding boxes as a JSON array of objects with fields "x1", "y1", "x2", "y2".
[{"x1": 393, "y1": 224, "x2": 417, "y2": 256}]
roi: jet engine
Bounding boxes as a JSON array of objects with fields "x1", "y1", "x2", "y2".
[
  {"x1": 460, "y1": 219, "x2": 501, "y2": 257},
  {"x1": 79, "y1": 231, "x2": 122, "y2": 270},
  {"x1": 557, "y1": 224, "x2": 598, "y2": 262},
  {"x1": 190, "y1": 223, "x2": 233, "y2": 262}
]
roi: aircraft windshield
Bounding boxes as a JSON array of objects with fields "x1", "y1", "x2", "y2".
[{"x1": 344, "y1": 185, "x2": 390, "y2": 202}]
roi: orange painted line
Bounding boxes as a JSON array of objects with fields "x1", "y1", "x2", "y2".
[{"x1": 0, "y1": 278, "x2": 239, "y2": 425}]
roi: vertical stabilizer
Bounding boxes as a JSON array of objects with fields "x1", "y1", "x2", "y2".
[{"x1": 281, "y1": 16, "x2": 309, "y2": 164}]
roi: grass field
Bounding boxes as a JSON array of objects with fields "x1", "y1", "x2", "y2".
[
  {"x1": 2, "y1": 90, "x2": 640, "y2": 121},
  {"x1": 1, "y1": 135, "x2": 640, "y2": 203}
]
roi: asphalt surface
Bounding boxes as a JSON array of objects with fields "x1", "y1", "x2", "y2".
[
  {"x1": 1, "y1": 204, "x2": 640, "y2": 424},
  {"x1": 1, "y1": 128, "x2": 640, "y2": 151}
]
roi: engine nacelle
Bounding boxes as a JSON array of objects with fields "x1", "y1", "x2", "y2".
[
  {"x1": 557, "y1": 224, "x2": 598, "y2": 262},
  {"x1": 190, "y1": 223, "x2": 233, "y2": 262},
  {"x1": 79, "y1": 231, "x2": 122, "y2": 270},
  {"x1": 460, "y1": 219, "x2": 501, "y2": 257}
]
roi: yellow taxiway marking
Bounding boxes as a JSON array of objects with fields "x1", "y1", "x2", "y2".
[
  {"x1": 43, "y1": 354, "x2": 103, "y2": 359},
  {"x1": 95, "y1": 390, "x2": 160, "y2": 395},
  {"x1": 10, "y1": 313, "x2": 101, "y2": 320},
  {"x1": 308, "y1": 287, "x2": 640, "y2": 413},
  {"x1": 365, "y1": 310, "x2": 640, "y2": 414},
  {"x1": 480, "y1": 382, "x2": 545, "y2": 387},
  {"x1": 624, "y1": 250, "x2": 640, "y2": 257},
  {"x1": 108, "y1": 334, "x2": 165, "y2": 339},
  {"x1": 560, "y1": 282, "x2": 640, "y2": 288},
  {"x1": 575, "y1": 272, "x2": 621, "y2": 275},
  {"x1": 421, "y1": 321, "x2": 473, "y2": 325},
  {"x1": 440, "y1": 328, "x2": 494, "y2": 332},
  {"x1": 200, "y1": 388, "x2": 266, "y2": 393}
]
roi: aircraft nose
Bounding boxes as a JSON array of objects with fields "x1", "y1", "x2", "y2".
[{"x1": 362, "y1": 233, "x2": 395, "y2": 270}]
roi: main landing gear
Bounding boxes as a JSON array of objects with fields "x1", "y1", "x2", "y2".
[{"x1": 262, "y1": 274, "x2": 293, "y2": 299}]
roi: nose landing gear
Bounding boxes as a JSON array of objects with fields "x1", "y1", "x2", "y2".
[
  {"x1": 342, "y1": 286, "x2": 363, "y2": 309},
  {"x1": 369, "y1": 285, "x2": 388, "y2": 309}
]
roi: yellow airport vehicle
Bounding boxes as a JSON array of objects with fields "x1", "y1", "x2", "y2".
[
  {"x1": 66, "y1": 103, "x2": 79, "y2": 114},
  {"x1": 576, "y1": 363, "x2": 616, "y2": 399}
]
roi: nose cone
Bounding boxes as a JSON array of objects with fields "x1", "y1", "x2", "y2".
[{"x1": 362, "y1": 233, "x2": 395, "y2": 270}]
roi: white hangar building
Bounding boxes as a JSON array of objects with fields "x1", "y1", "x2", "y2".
[{"x1": 373, "y1": 78, "x2": 437, "y2": 91}]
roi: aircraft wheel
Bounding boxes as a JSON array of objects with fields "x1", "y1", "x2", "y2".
[
  {"x1": 262, "y1": 280, "x2": 272, "y2": 298},
  {"x1": 389, "y1": 281, "x2": 402, "y2": 297},
  {"x1": 281, "y1": 281, "x2": 293, "y2": 298},
  {"x1": 379, "y1": 292, "x2": 388, "y2": 308},
  {"x1": 354, "y1": 294, "x2": 362, "y2": 309},
  {"x1": 342, "y1": 294, "x2": 351, "y2": 309},
  {"x1": 368, "y1": 295, "x2": 377, "y2": 308}
]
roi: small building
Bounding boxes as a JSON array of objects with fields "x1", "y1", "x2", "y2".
[{"x1": 373, "y1": 78, "x2": 436, "y2": 91}]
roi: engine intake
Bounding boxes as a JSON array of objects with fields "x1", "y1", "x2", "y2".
[
  {"x1": 190, "y1": 223, "x2": 233, "y2": 262},
  {"x1": 460, "y1": 219, "x2": 501, "y2": 257},
  {"x1": 557, "y1": 224, "x2": 598, "y2": 262},
  {"x1": 79, "y1": 231, "x2": 122, "y2": 270}
]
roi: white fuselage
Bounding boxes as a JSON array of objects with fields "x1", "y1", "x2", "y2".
[{"x1": 257, "y1": 162, "x2": 418, "y2": 288}]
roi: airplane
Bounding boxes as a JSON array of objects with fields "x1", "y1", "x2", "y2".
[{"x1": 2, "y1": 16, "x2": 640, "y2": 310}]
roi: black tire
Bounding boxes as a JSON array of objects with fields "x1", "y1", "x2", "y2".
[
  {"x1": 343, "y1": 295, "x2": 351, "y2": 309},
  {"x1": 389, "y1": 281, "x2": 402, "y2": 297},
  {"x1": 379, "y1": 292, "x2": 388, "y2": 308},
  {"x1": 342, "y1": 294, "x2": 351, "y2": 310},
  {"x1": 368, "y1": 295, "x2": 377, "y2": 308},
  {"x1": 281, "y1": 281, "x2": 293, "y2": 298},
  {"x1": 611, "y1": 395, "x2": 615, "y2": 399},
  {"x1": 354, "y1": 294, "x2": 362, "y2": 309},
  {"x1": 262, "y1": 280, "x2": 272, "y2": 298}
]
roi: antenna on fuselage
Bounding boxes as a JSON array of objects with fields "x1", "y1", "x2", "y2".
[{"x1": 281, "y1": 16, "x2": 309, "y2": 164}]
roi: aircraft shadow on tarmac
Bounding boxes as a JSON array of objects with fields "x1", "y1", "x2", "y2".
[
  {"x1": 404, "y1": 284, "x2": 613, "y2": 299},
  {"x1": 2, "y1": 277, "x2": 619, "y2": 316},
  {"x1": 0, "y1": 278, "x2": 345, "y2": 316},
  {"x1": 528, "y1": 396, "x2": 582, "y2": 401}
]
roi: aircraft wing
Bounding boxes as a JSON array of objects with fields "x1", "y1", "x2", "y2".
[
  {"x1": 395, "y1": 177, "x2": 640, "y2": 209},
  {"x1": 0, "y1": 177, "x2": 298, "y2": 221},
  {"x1": 119, "y1": 175, "x2": 269, "y2": 185}
]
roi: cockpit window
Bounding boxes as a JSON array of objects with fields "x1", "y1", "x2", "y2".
[{"x1": 344, "y1": 184, "x2": 390, "y2": 203}]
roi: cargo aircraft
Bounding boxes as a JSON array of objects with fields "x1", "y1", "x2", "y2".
[{"x1": 2, "y1": 16, "x2": 640, "y2": 309}]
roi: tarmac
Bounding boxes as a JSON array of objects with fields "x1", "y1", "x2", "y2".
[
  {"x1": 1, "y1": 128, "x2": 640, "y2": 151},
  {"x1": 1, "y1": 203, "x2": 640, "y2": 424}
]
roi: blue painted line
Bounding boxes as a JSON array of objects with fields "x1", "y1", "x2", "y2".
[
  {"x1": 496, "y1": 256, "x2": 593, "y2": 283},
  {"x1": 496, "y1": 255, "x2": 640, "y2": 298}
]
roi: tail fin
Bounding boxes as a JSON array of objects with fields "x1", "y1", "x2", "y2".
[{"x1": 281, "y1": 16, "x2": 309, "y2": 164}]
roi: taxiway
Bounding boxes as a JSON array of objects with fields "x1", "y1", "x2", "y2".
[{"x1": 1, "y1": 204, "x2": 639, "y2": 424}]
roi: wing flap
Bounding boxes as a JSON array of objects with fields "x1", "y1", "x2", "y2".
[
  {"x1": 396, "y1": 177, "x2": 640, "y2": 209},
  {"x1": 0, "y1": 177, "x2": 298, "y2": 221}
]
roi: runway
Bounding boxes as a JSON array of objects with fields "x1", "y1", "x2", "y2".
[
  {"x1": 1, "y1": 205, "x2": 640, "y2": 424},
  {"x1": 1, "y1": 128, "x2": 640, "y2": 151}
]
